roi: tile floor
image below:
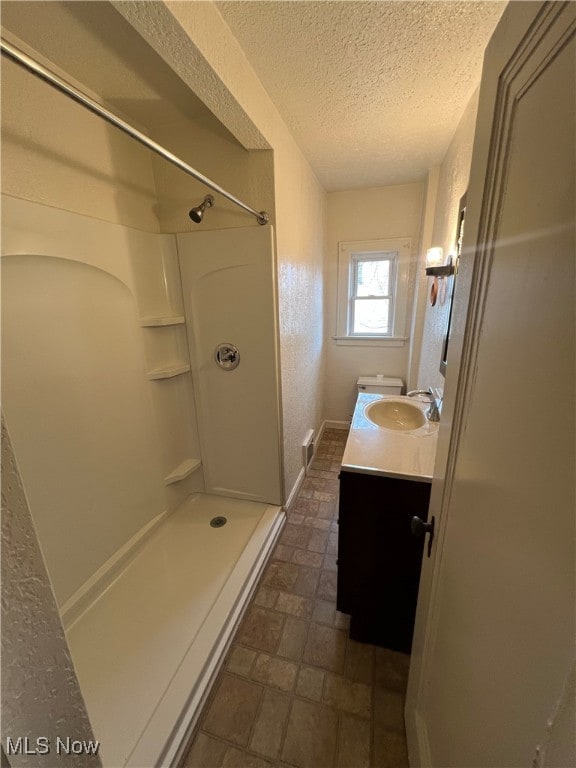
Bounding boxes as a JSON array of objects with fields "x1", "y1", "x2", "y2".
[{"x1": 181, "y1": 428, "x2": 410, "y2": 768}]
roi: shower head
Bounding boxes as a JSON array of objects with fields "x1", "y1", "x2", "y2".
[{"x1": 189, "y1": 194, "x2": 214, "y2": 223}]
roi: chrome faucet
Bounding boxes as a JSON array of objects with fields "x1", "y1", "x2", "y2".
[{"x1": 406, "y1": 388, "x2": 441, "y2": 422}]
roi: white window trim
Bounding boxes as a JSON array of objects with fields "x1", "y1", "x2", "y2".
[{"x1": 335, "y1": 238, "x2": 412, "y2": 347}]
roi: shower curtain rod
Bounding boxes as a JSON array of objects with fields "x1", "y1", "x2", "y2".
[{"x1": 0, "y1": 38, "x2": 270, "y2": 226}]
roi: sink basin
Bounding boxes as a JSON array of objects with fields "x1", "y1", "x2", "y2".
[{"x1": 364, "y1": 399, "x2": 426, "y2": 431}]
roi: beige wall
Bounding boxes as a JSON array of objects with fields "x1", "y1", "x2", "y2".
[
  {"x1": 325, "y1": 183, "x2": 425, "y2": 422},
  {"x1": 0, "y1": 41, "x2": 160, "y2": 233},
  {"x1": 416, "y1": 89, "x2": 480, "y2": 392},
  {"x1": 150, "y1": 116, "x2": 275, "y2": 234}
]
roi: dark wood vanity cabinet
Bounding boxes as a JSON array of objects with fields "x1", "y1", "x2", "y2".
[{"x1": 336, "y1": 470, "x2": 431, "y2": 653}]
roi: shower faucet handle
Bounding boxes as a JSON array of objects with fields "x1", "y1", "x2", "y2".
[{"x1": 215, "y1": 343, "x2": 240, "y2": 370}]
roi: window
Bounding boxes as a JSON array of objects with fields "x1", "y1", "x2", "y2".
[{"x1": 336, "y1": 238, "x2": 412, "y2": 346}]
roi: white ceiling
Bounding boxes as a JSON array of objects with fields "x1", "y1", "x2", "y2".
[{"x1": 216, "y1": 1, "x2": 506, "y2": 191}]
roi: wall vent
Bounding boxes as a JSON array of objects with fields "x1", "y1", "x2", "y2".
[{"x1": 302, "y1": 429, "x2": 315, "y2": 472}]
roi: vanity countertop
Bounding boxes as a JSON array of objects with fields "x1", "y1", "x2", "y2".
[{"x1": 341, "y1": 393, "x2": 439, "y2": 483}]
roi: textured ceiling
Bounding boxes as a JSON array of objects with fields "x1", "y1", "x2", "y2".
[{"x1": 216, "y1": 1, "x2": 506, "y2": 190}]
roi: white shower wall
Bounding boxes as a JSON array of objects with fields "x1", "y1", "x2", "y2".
[
  {"x1": 1, "y1": 195, "x2": 204, "y2": 607},
  {"x1": 178, "y1": 227, "x2": 283, "y2": 506},
  {"x1": 1, "y1": 195, "x2": 284, "y2": 610}
]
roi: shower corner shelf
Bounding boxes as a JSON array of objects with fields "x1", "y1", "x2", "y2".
[
  {"x1": 140, "y1": 315, "x2": 185, "y2": 327},
  {"x1": 147, "y1": 363, "x2": 191, "y2": 380},
  {"x1": 164, "y1": 458, "x2": 202, "y2": 485}
]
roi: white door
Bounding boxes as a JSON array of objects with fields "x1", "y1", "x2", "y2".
[{"x1": 406, "y1": 3, "x2": 575, "y2": 766}]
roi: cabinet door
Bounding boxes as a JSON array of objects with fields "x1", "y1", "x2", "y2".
[{"x1": 337, "y1": 471, "x2": 431, "y2": 651}]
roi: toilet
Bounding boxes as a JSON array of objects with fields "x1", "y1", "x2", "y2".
[{"x1": 356, "y1": 376, "x2": 404, "y2": 396}]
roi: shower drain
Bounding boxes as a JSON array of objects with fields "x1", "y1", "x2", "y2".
[{"x1": 210, "y1": 516, "x2": 228, "y2": 528}]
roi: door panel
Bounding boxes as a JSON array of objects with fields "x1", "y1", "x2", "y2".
[{"x1": 407, "y1": 3, "x2": 575, "y2": 765}]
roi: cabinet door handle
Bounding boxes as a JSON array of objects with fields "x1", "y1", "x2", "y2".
[{"x1": 411, "y1": 515, "x2": 435, "y2": 557}]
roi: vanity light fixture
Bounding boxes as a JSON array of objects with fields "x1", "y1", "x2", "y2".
[{"x1": 425, "y1": 247, "x2": 455, "y2": 306}]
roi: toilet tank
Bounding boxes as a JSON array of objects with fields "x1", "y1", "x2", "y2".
[{"x1": 357, "y1": 376, "x2": 404, "y2": 395}]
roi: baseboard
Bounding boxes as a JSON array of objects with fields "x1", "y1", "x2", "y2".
[{"x1": 284, "y1": 466, "x2": 305, "y2": 510}]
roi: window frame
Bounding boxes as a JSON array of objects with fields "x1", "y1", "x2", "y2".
[
  {"x1": 349, "y1": 251, "x2": 396, "y2": 337},
  {"x1": 335, "y1": 238, "x2": 412, "y2": 347}
]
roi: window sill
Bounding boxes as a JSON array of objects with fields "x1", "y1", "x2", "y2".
[{"x1": 332, "y1": 336, "x2": 407, "y2": 348}]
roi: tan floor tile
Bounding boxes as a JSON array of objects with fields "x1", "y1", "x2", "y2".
[
  {"x1": 222, "y1": 747, "x2": 275, "y2": 768},
  {"x1": 275, "y1": 591, "x2": 314, "y2": 619},
  {"x1": 312, "y1": 599, "x2": 337, "y2": 626},
  {"x1": 280, "y1": 524, "x2": 311, "y2": 549},
  {"x1": 307, "y1": 529, "x2": 329, "y2": 553},
  {"x1": 203, "y1": 674, "x2": 263, "y2": 747},
  {"x1": 276, "y1": 616, "x2": 308, "y2": 661},
  {"x1": 317, "y1": 500, "x2": 337, "y2": 520},
  {"x1": 182, "y1": 731, "x2": 227, "y2": 767},
  {"x1": 336, "y1": 714, "x2": 370, "y2": 768},
  {"x1": 313, "y1": 470, "x2": 340, "y2": 480},
  {"x1": 248, "y1": 687, "x2": 291, "y2": 761},
  {"x1": 374, "y1": 647, "x2": 410, "y2": 692},
  {"x1": 226, "y1": 645, "x2": 257, "y2": 678},
  {"x1": 335, "y1": 610, "x2": 350, "y2": 630},
  {"x1": 251, "y1": 653, "x2": 298, "y2": 692},
  {"x1": 273, "y1": 544, "x2": 295, "y2": 562},
  {"x1": 344, "y1": 640, "x2": 374, "y2": 685},
  {"x1": 254, "y1": 586, "x2": 279, "y2": 609},
  {"x1": 317, "y1": 570, "x2": 338, "y2": 602},
  {"x1": 303, "y1": 477, "x2": 325, "y2": 491},
  {"x1": 237, "y1": 607, "x2": 284, "y2": 653},
  {"x1": 311, "y1": 458, "x2": 332, "y2": 471},
  {"x1": 298, "y1": 486, "x2": 315, "y2": 499},
  {"x1": 295, "y1": 666, "x2": 325, "y2": 702},
  {"x1": 292, "y1": 549, "x2": 324, "y2": 568},
  {"x1": 303, "y1": 623, "x2": 347, "y2": 673},
  {"x1": 281, "y1": 699, "x2": 338, "y2": 768},
  {"x1": 323, "y1": 674, "x2": 372, "y2": 718},
  {"x1": 262, "y1": 561, "x2": 300, "y2": 591},
  {"x1": 373, "y1": 688, "x2": 405, "y2": 732},
  {"x1": 303, "y1": 516, "x2": 331, "y2": 530},
  {"x1": 324, "y1": 478, "x2": 340, "y2": 494},
  {"x1": 323, "y1": 554, "x2": 338, "y2": 572},
  {"x1": 372, "y1": 727, "x2": 409, "y2": 768},
  {"x1": 287, "y1": 512, "x2": 305, "y2": 525},
  {"x1": 313, "y1": 490, "x2": 335, "y2": 502},
  {"x1": 293, "y1": 565, "x2": 320, "y2": 597},
  {"x1": 326, "y1": 532, "x2": 339, "y2": 554},
  {"x1": 291, "y1": 498, "x2": 321, "y2": 516}
]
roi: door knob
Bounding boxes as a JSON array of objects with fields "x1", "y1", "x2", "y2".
[{"x1": 411, "y1": 515, "x2": 435, "y2": 557}]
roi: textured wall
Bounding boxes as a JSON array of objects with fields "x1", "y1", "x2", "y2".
[
  {"x1": 417, "y1": 89, "x2": 480, "y2": 393},
  {"x1": 325, "y1": 183, "x2": 425, "y2": 422},
  {"x1": 1, "y1": 418, "x2": 101, "y2": 768}
]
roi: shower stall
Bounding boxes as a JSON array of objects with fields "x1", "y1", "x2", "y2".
[{"x1": 1, "y1": 41, "x2": 285, "y2": 767}]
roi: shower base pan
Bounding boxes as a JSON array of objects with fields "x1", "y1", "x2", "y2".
[{"x1": 64, "y1": 493, "x2": 284, "y2": 768}]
